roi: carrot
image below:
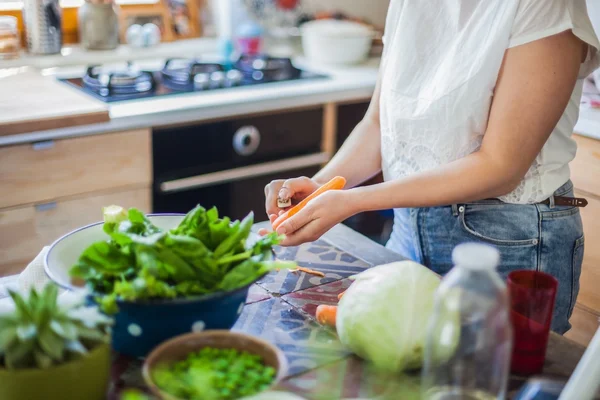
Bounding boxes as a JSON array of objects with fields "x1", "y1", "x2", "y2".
[
  {"x1": 316, "y1": 305, "x2": 337, "y2": 327},
  {"x1": 272, "y1": 176, "x2": 347, "y2": 231},
  {"x1": 337, "y1": 290, "x2": 346, "y2": 301}
]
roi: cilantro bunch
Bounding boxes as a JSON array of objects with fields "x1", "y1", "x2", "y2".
[{"x1": 69, "y1": 205, "x2": 293, "y2": 313}]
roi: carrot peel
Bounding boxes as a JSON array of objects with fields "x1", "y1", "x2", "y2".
[
  {"x1": 290, "y1": 267, "x2": 325, "y2": 277},
  {"x1": 316, "y1": 305, "x2": 337, "y2": 328},
  {"x1": 337, "y1": 290, "x2": 346, "y2": 301},
  {"x1": 272, "y1": 176, "x2": 347, "y2": 231}
]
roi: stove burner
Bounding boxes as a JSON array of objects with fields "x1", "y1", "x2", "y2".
[
  {"x1": 82, "y1": 63, "x2": 155, "y2": 97},
  {"x1": 161, "y1": 59, "x2": 225, "y2": 86},
  {"x1": 235, "y1": 54, "x2": 301, "y2": 82}
]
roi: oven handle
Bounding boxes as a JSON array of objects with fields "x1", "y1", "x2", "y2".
[{"x1": 159, "y1": 152, "x2": 330, "y2": 193}]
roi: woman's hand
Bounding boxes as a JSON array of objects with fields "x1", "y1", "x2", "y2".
[
  {"x1": 261, "y1": 189, "x2": 358, "y2": 246},
  {"x1": 263, "y1": 176, "x2": 321, "y2": 221}
]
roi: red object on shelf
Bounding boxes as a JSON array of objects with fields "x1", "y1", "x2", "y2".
[
  {"x1": 237, "y1": 37, "x2": 262, "y2": 55},
  {"x1": 276, "y1": 0, "x2": 300, "y2": 10},
  {"x1": 508, "y1": 270, "x2": 558, "y2": 376}
]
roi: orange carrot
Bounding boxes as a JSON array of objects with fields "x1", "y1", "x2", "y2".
[
  {"x1": 272, "y1": 176, "x2": 347, "y2": 231},
  {"x1": 337, "y1": 291, "x2": 346, "y2": 301},
  {"x1": 316, "y1": 305, "x2": 337, "y2": 327}
]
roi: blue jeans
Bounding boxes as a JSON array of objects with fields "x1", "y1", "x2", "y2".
[{"x1": 387, "y1": 180, "x2": 585, "y2": 334}]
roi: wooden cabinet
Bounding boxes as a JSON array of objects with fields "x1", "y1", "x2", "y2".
[
  {"x1": 566, "y1": 134, "x2": 600, "y2": 347},
  {"x1": 0, "y1": 129, "x2": 151, "y2": 209},
  {"x1": 0, "y1": 129, "x2": 153, "y2": 277},
  {"x1": 0, "y1": 187, "x2": 151, "y2": 277}
]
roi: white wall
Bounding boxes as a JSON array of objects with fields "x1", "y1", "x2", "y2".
[{"x1": 587, "y1": 0, "x2": 600, "y2": 37}]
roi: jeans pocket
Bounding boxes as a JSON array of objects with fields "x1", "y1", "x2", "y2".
[
  {"x1": 569, "y1": 235, "x2": 585, "y2": 318},
  {"x1": 458, "y1": 204, "x2": 540, "y2": 247}
]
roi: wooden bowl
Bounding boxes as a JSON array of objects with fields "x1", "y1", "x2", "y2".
[{"x1": 142, "y1": 330, "x2": 288, "y2": 400}]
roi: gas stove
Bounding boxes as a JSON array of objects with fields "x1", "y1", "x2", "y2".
[{"x1": 59, "y1": 54, "x2": 327, "y2": 103}]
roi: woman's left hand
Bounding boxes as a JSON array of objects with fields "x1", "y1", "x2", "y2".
[{"x1": 258, "y1": 190, "x2": 357, "y2": 246}]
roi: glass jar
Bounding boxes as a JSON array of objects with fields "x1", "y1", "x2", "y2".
[
  {"x1": 0, "y1": 16, "x2": 20, "y2": 59},
  {"x1": 422, "y1": 243, "x2": 513, "y2": 400},
  {"x1": 78, "y1": 0, "x2": 119, "y2": 50}
]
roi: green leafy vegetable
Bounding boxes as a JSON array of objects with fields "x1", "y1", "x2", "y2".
[{"x1": 70, "y1": 205, "x2": 293, "y2": 313}]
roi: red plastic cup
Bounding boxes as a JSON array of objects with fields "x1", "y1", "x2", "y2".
[{"x1": 508, "y1": 270, "x2": 558, "y2": 376}]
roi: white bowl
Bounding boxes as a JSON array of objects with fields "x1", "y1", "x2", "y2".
[
  {"x1": 44, "y1": 214, "x2": 185, "y2": 291},
  {"x1": 301, "y1": 20, "x2": 375, "y2": 65}
]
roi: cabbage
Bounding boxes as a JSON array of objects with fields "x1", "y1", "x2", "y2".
[{"x1": 336, "y1": 261, "x2": 456, "y2": 373}]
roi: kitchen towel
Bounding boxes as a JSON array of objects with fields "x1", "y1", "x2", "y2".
[{"x1": 0, "y1": 246, "x2": 67, "y2": 310}]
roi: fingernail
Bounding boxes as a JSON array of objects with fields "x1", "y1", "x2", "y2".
[
  {"x1": 277, "y1": 227, "x2": 287, "y2": 235},
  {"x1": 278, "y1": 188, "x2": 289, "y2": 199}
]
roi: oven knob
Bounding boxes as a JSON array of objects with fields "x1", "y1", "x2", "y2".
[
  {"x1": 226, "y1": 69, "x2": 243, "y2": 86},
  {"x1": 210, "y1": 71, "x2": 226, "y2": 87},
  {"x1": 233, "y1": 126, "x2": 261, "y2": 156},
  {"x1": 194, "y1": 73, "x2": 210, "y2": 90}
]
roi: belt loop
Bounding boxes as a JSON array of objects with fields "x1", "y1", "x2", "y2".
[
  {"x1": 452, "y1": 204, "x2": 459, "y2": 216},
  {"x1": 549, "y1": 196, "x2": 556, "y2": 209}
]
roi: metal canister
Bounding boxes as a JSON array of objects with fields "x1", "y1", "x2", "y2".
[{"x1": 22, "y1": 0, "x2": 62, "y2": 54}]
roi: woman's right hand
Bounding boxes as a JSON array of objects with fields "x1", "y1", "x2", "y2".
[{"x1": 263, "y1": 176, "x2": 321, "y2": 223}]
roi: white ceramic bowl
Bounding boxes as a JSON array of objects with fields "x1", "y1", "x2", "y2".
[
  {"x1": 44, "y1": 214, "x2": 185, "y2": 291},
  {"x1": 301, "y1": 19, "x2": 375, "y2": 65}
]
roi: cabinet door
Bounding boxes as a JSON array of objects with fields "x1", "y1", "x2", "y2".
[
  {"x1": 577, "y1": 192, "x2": 600, "y2": 313},
  {"x1": 0, "y1": 129, "x2": 151, "y2": 209},
  {"x1": 0, "y1": 187, "x2": 150, "y2": 277}
]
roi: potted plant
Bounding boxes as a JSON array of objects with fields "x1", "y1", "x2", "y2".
[{"x1": 0, "y1": 284, "x2": 113, "y2": 400}]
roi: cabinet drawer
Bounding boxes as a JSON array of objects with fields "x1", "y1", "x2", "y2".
[
  {"x1": 566, "y1": 304, "x2": 599, "y2": 347},
  {"x1": 0, "y1": 129, "x2": 152, "y2": 209},
  {"x1": 577, "y1": 192, "x2": 600, "y2": 313},
  {"x1": 0, "y1": 187, "x2": 151, "y2": 277},
  {"x1": 572, "y1": 135, "x2": 600, "y2": 197}
]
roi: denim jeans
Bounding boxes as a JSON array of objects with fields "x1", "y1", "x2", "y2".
[{"x1": 387, "y1": 180, "x2": 585, "y2": 334}]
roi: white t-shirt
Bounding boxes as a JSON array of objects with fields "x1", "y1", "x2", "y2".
[{"x1": 380, "y1": 0, "x2": 600, "y2": 204}]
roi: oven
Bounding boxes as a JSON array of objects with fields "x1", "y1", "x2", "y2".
[{"x1": 152, "y1": 107, "x2": 326, "y2": 222}]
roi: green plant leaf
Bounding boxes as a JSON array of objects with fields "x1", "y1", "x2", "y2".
[
  {"x1": 33, "y1": 349, "x2": 54, "y2": 369},
  {"x1": 38, "y1": 329, "x2": 65, "y2": 361},
  {"x1": 65, "y1": 339, "x2": 87, "y2": 355},
  {"x1": 76, "y1": 326, "x2": 108, "y2": 343},
  {"x1": 214, "y1": 212, "x2": 254, "y2": 258},
  {"x1": 5, "y1": 339, "x2": 35, "y2": 369},
  {"x1": 8, "y1": 290, "x2": 32, "y2": 320},
  {"x1": 0, "y1": 325, "x2": 17, "y2": 352},
  {"x1": 42, "y1": 284, "x2": 58, "y2": 311},
  {"x1": 50, "y1": 320, "x2": 78, "y2": 340}
]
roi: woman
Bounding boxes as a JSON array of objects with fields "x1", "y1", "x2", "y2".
[{"x1": 262, "y1": 0, "x2": 599, "y2": 334}]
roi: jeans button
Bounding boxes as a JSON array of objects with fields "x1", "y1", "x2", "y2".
[
  {"x1": 458, "y1": 206, "x2": 465, "y2": 213},
  {"x1": 532, "y1": 239, "x2": 539, "y2": 245}
]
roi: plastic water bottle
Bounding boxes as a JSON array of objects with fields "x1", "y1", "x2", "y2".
[{"x1": 422, "y1": 243, "x2": 513, "y2": 400}]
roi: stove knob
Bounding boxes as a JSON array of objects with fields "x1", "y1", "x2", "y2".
[
  {"x1": 194, "y1": 73, "x2": 210, "y2": 90},
  {"x1": 210, "y1": 71, "x2": 226, "y2": 87},
  {"x1": 233, "y1": 126, "x2": 261, "y2": 156},
  {"x1": 226, "y1": 69, "x2": 243, "y2": 86}
]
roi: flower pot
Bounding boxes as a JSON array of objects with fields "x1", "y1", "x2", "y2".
[{"x1": 0, "y1": 343, "x2": 111, "y2": 400}]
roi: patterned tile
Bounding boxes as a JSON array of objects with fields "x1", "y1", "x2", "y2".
[
  {"x1": 246, "y1": 284, "x2": 271, "y2": 304},
  {"x1": 282, "y1": 279, "x2": 352, "y2": 320},
  {"x1": 258, "y1": 241, "x2": 371, "y2": 295},
  {"x1": 232, "y1": 298, "x2": 349, "y2": 377}
]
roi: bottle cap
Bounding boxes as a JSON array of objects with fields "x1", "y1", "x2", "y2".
[{"x1": 452, "y1": 242, "x2": 500, "y2": 270}]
